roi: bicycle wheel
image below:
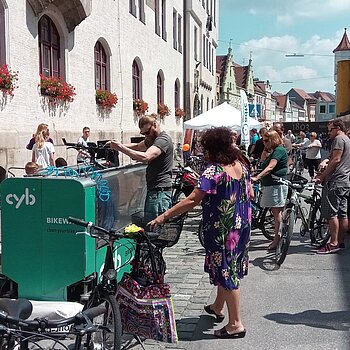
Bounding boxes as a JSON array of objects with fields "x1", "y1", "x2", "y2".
[
  {"x1": 197, "y1": 219, "x2": 205, "y2": 248},
  {"x1": 309, "y1": 200, "x2": 330, "y2": 247},
  {"x1": 276, "y1": 208, "x2": 295, "y2": 266},
  {"x1": 173, "y1": 190, "x2": 202, "y2": 218},
  {"x1": 260, "y1": 208, "x2": 275, "y2": 241},
  {"x1": 86, "y1": 293, "x2": 122, "y2": 350}
]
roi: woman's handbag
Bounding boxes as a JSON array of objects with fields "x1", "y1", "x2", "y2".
[{"x1": 116, "y1": 231, "x2": 178, "y2": 343}]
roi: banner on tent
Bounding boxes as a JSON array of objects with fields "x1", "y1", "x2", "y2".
[{"x1": 240, "y1": 91, "x2": 250, "y2": 151}]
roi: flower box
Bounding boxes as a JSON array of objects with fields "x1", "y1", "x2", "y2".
[
  {"x1": 133, "y1": 98, "x2": 149, "y2": 116},
  {"x1": 96, "y1": 89, "x2": 118, "y2": 109},
  {"x1": 175, "y1": 107, "x2": 185, "y2": 118},
  {"x1": 39, "y1": 74, "x2": 76, "y2": 105},
  {"x1": 0, "y1": 64, "x2": 18, "y2": 97},
  {"x1": 157, "y1": 103, "x2": 170, "y2": 118}
]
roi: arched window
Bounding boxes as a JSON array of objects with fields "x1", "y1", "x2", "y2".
[
  {"x1": 174, "y1": 79, "x2": 180, "y2": 108},
  {"x1": 132, "y1": 59, "x2": 142, "y2": 99},
  {"x1": 38, "y1": 15, "x2": 60, "y2": 77},
  {"x1": 94, "y1": 41, "x2": 108, "y2": 90},
  {"x1": 200, "y1": 94, "x2": 204, "y2": 113},
  {"x1": 157, "y1": 71, "x2": 164, "y2": 104},
  {"x1": 207, "y1": 97, "x2": 209, "y2": 111}
]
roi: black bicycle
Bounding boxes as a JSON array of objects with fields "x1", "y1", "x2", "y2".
[
  {"x1": 271, "y1": 174, "x2": 330, "y2": 266},
  {"x1": 0, "y1": 297, "x2": 104, "y2": 349},
  {"x1": 68, "y1": 217, "x2": 134, "y2": 350}
]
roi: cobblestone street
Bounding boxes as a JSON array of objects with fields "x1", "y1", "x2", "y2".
[{"x1": 122, "y1": 215, "x2": 211, "y2": 349}]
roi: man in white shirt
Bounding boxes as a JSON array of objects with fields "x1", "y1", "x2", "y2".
[{"x1": 77, "y1": 127, "x2": 91, "y2": 164}]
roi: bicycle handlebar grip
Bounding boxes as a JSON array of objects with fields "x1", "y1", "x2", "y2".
[
  {"x1": 82, "y1": 305, "x2": 106, "y2": 319},
  {"x1": 68, "y1": 217, "x2": 89, "y2": 228}
]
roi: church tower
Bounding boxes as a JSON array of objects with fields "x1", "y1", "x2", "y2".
[{"x1": 333, "y1": 29, "x2": 350, "y2": 115}]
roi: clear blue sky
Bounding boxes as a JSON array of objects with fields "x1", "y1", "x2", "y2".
[{"x1": 218, "y1": 0, "x2": 350, "y2": 94}]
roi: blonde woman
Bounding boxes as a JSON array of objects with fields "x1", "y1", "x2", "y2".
[
  {"x1": 32, "y1": 126, "x2": 55, "y2": 168},
  {"x1": 26, "y1": 123, "x2": 54, "y2": 150},
  {"x1": 251, "y1": 130, "x2": 289, "y2": 250}
]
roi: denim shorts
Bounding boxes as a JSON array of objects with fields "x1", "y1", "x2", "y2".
[
  {"x1": 144, "y1": 190, "x2": 172, "y2": 223},
  {"x1": 321, "y1": 182, "x2": 350, "y2": 219},
  {"x1": 260, "y1": 184, "x2": 288, "y2": 208}
]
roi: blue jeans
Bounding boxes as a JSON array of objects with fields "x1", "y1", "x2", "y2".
[{"x1": 144, "y1": 190, "x2": 172, "y2": 223}]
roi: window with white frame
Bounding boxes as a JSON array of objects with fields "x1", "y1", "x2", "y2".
[
  {"x1": 38, "y1": 15, "x2": 60, "y2": 77},
  {"x1": 173, "y1": 9, "x2": 177, "y2": 49},
  {"x1": 161, "y1": 0, "x2": 167, "y2": 41},
  {"x1": 328, "y1": 104, "x2": 335, "y2": 113},
  {"x1": 132, "y1": 59, "x2": 142, "y2": 99},
  {"x1": 178, "y1": 15, "x2": 182, "y2": 53},
  {"x1": 157, "y1": 71, "x2": 164, "y2": 104},
  {"x1": 194, "y1": 26, "x2": 198, "y2": 61},
  {"x1": 94, "y1": 41, "x2": 109, "y2": 90},
  {"x1": 129, "y1": 0, "x2": 136, "y2": 16},
  {"x1": 0, "y1": 3, "x2": 5, "y2": 65}
]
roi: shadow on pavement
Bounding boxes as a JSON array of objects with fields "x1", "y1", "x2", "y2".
[
  {"x1": 264, "y1": 309, "x2": 350, "y2": 331},
  {"x1": 178, "y1": 315, "x2": 218, "y2": 341}
]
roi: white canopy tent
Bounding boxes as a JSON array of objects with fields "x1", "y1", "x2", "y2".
[{"x1": 183, "y1": 102, "x2": 262, "y2": 131}]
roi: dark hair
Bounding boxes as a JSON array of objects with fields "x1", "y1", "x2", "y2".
[
  {"x1": 55, "y1": 157, "x2": 67, "y2": 167},
  {"x1": 329, "y1": 118, "x2": 346, "y2": 132},
  {"x1": 200, "y1": 127, "x2": 239, "y2": 165}
]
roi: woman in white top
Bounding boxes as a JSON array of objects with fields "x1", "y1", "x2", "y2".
[
  {"x1": 32, "y1": 126, "x2": 55, "y2": 168},
  {"x1": 305, "y1": 132, "x2": 322, "y2": 178}
]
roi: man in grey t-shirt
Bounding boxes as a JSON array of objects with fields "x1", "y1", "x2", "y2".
[
  {"x1": 108, "y1": 115, "x2": 173, "y2": 222},
  {"x1": 316, "y1": 119, "x2": 350, "y2": 254}
]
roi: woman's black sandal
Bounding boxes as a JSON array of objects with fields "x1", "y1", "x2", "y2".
[
  {"x1": 214, "y1": 326, "x2": 246, "y2": 339},
  {"x1": 204, "y1": 305, "x2": 225, "y2": 322}
]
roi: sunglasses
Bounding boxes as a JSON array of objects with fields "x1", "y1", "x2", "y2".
[
  {"x1": 140, "y1": 124, "x2": 153, "y2": 136},
  {"x1": 328, "y1": 127, "x2": 338, "y2": 133}
]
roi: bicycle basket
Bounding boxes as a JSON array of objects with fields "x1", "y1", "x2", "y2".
[{"x1": 152, "y1": 213, "x2": 186, "y2": 248}]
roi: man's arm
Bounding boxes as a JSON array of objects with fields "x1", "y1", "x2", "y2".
[
  {"x1": 122, "y1": 141, "x2": 148, "y2": 151},
  {"x1": 108, "y1": 141, "x2": 161, "y2": 163},
  {"x1": 316, "y1": 149, "x2": 342, "y2": 182}
]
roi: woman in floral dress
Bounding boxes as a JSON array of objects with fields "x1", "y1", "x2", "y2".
[{"x1": 149, "y1": 127, "x2": 251, "y2": 339}]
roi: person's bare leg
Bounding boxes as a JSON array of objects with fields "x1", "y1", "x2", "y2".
[
  {"x1": 328, "y1": 217, "x2": 339, "y2": 246},
  {"x1": 210, "y1": 285, "x2": 225, "y2": 316},
  {"x1": 269, "y1": 207, "x2": 283, "y2": 248},
  {"x1": 338, "y1": 217, "x2": 348, "y2": 245},
  {"x1": 214, "y1": 287, "x2": 244, "y2": 335}
]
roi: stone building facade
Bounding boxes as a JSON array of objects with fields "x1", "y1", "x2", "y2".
[{"x1": 0, "y1": 0, "x2": 218, "y2": 169}]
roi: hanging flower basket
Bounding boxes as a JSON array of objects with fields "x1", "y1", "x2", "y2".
[
  {"x1": 133, "y1": 98, "x2": 149, "y2": 116},
  {"x1": 0, "y1": 64, "x2": 19, "y2": 97},
  {"x1": 175, "y1": 107, "x2": 186, "y2": 118},
  {"x1": 157, "y1": 103, "x2": 170, "y2": 119},
  {"x1": 39, "y1": 74, "x2": 76, "y2": 105},
  {"x1": 96, "y1": 89, "x2": 118, "y2": 109}
]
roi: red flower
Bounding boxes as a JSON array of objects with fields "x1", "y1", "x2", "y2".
[
  {"x1": 175, "y1": 107, "x2": 186, "y2": 118},
  {"x1": 0, "y1": 64, "x2": 19, "y2": 97},
  {"x1": 39, "y1": 74, "x2": 76, "y2": 104},
  {"x1": 96, "y1": 89, "x2": 118, "y2": 109},
  {"x1": 157, "y1": 103, "x2": 170, "y2": 118},
  {"x1": 133, "y1": 98, "x2": 149, "y2": 116}
]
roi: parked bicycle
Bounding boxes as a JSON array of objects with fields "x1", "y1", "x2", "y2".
[
  {"x1": 289, "y1": 148, "x2": 304, "y2": 175},
  {"x1": 251, "y1": 182, "x2": 275, "y2": 241},
  {"x1": 171, "y1": 163, "x2": 204, "y2": 246},
  {"x1": 0, "y1": 297, "x2": 105, "y2": 349},
  {"x1": 271, "y1": 174, "x2": 330, "y2": 266},
  {"x1": 68, "y1": 216, "x2": 135, "y2": 350}
]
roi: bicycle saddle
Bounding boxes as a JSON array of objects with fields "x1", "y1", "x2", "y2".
[{"x1": 0, "y1": 298, "x2": 33, "y2": 320}]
